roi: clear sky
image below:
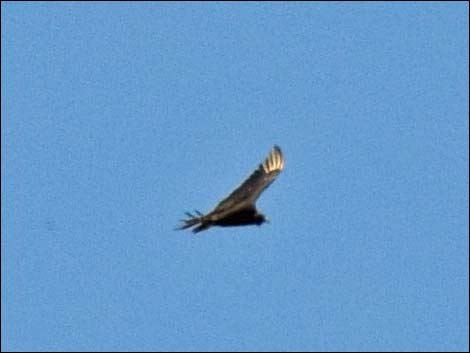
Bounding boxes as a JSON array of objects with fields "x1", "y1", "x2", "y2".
[{"x1": 2, "y1": 2, "x2": 468, "y2": 352}]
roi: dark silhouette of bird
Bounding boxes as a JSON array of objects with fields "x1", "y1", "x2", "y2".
[{"x1": 177, "y1": 145, "x2": 285, "y2": 233}]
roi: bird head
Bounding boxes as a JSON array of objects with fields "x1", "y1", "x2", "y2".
[{"x1": 255, "y1": 213, "x2": 268, "y2": 225}]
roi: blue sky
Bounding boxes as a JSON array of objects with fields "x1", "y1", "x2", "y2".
[{"x1": 2, "y1": 2, "x2": 468, "y2": 352}]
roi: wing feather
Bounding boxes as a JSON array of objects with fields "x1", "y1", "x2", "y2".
[{"x1": 212, "y1": 146, "x2": 284, "y2": 213}]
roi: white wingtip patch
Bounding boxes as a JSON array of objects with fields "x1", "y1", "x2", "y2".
[{"x1": 262, "y1": 146, "x2": 284, "y2": 174}]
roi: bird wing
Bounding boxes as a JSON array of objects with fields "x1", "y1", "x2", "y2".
[{"x1": 212, "y1": 146, "x2": 284, "y2": 214}]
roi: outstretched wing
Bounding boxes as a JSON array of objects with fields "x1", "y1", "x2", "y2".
[{"x1": 212, "y1": 146, "x2": 284, "y2": 213}]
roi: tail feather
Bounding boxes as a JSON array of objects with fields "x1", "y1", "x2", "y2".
[
  {"x1": 177, "y1": 211, "x2": 211, "y2": 233},
  {"x1": 193, "y1": 222, "x2": 211, "y2": 233}
]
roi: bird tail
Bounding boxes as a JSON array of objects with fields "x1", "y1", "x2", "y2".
[{"x1": 176, "y1": 210, "x2": 211, "y2": 233}]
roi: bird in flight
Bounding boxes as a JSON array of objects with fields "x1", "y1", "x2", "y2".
[{"x1": 177, "y1": 145, "x2": 284, "y2": 233}]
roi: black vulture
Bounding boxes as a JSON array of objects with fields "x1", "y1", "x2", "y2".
[{"x1": 177, "y1": 145, "x2": 284, "y2": 233}]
